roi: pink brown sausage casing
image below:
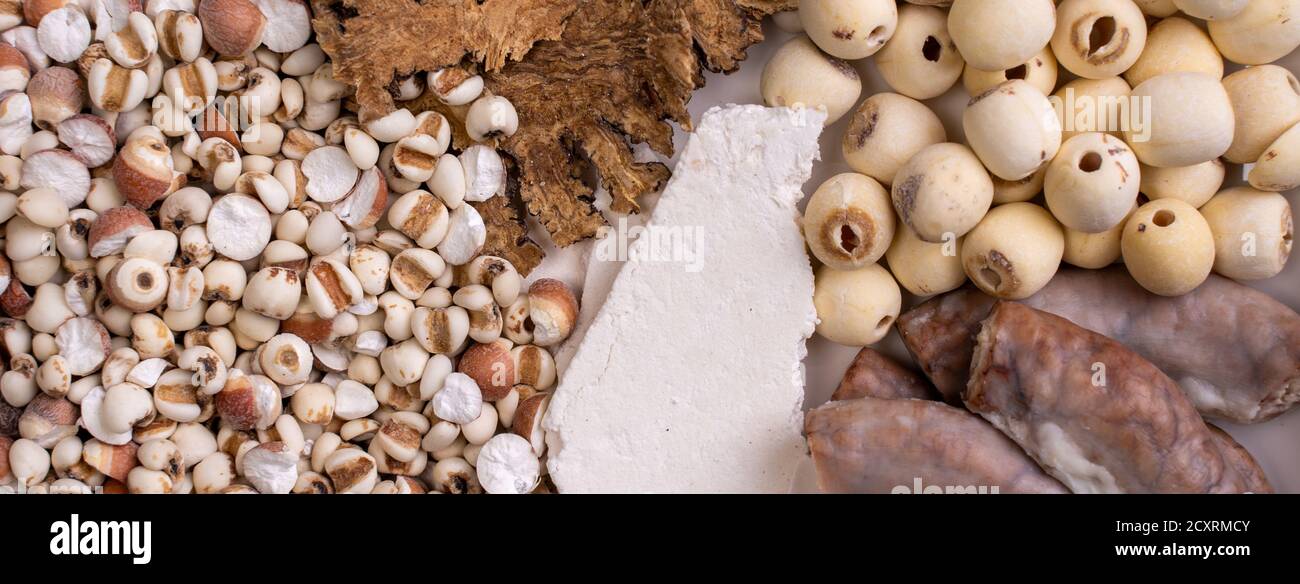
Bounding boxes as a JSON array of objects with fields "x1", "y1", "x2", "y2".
[
  {"x1": 966, "y1": 302, "x2": 1271, "y2": 493},
  {"x1": 898, "y1": 267, "x2": 1300, "y2": 423},
  {"x1": 831, "y1": 347, "x2": 940, "y2": 402},
  {"x1": 806, "y1": 397, "x2": 1069, "y2": 494}
]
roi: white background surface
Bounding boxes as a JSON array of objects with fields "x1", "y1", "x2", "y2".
[{"x1": 533, "y1": 19, "x2": 1300, "y2": 493}]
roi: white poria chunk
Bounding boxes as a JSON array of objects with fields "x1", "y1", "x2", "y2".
[
  {"x1": 55, "y1": 317, "x2": 110, "y2": 375},
  {"x1": 311, "y1": 343, "x2": 350, "y2": 372},
  {"x1": 545, "y1": 105, "x2": 824, "y2": 493},
  {"x1": 436, "y1": 204, "x2": 486, "y2": 265},
  {"x1": 430, "y1": 372, "x2": 482, "y2": 424},
  {"x1": 57, "y1": 115, "x2": 117, "y2": 168},
  {"x1": 126, "y1": 358, "x2": 169, "y2": 388},
  {"x1": 35, "y1": 7, "x2": 91, "y2": 64},
  {"x1": 333, "y1": 166, "x2": 385, "y2": 229},
  {"x1": 251, "y1": 0, "x2": 313, "y2": 53},
  {"x1": 350, "y1": 330, "x2": 387, "y2": 356},
  {"x1": 459, "y1": 145, "x2": 505, "y2": 202},
  {"x1": 302, "y1": 145, "x2": 359, "y2": 203},
  {"x1": 333, "y1": 379, "x2": 378, "y2": 420},
  {"x1": 20, "y1": 149, "x2": 91, "y2": 207},
  {"x1": 241, "y1": 441, "x2": 300, "y2": 494},
  {"x1": 206, "y1": 194, "x2": 272, "y2": 261},
  {"x1": 477, "y1": 433, "x2": 540, "y2": 494}
]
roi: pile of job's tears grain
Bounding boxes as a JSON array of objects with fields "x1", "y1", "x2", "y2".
[{"x1": 0, "y1": 0, "x2": 575, "y2": 494}]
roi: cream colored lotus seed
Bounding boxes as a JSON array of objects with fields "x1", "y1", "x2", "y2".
[
  {"x1": 1140, "y1": 159, "x2": 1225, "y2": 208},
  {"x1": 1221, "y1": 65, "x2": 1300, "y2": 164},
  {"x1": 1063, "y1": 207, "x2": 1132, "y2": 269},
  {"x1": 1044, "y1": 133, "x2": 1141, "y2": 233},
  {"x1": 842, "y1": 93, "x2": 946, "y2": 186},
  {"x1": 804, "y1": 173, "x2": 896, "y2": 270},
  {"x1": 1250, "y1": 122, "x2": 1300, "y2": 193},
  {"x1": 1124, "y1": 16, "x2": 1223, "y2": 89},
  {"x1": 963, "y1": 80, "x2": 1062, "y2": 181},
  {"x1": 1174, "y1": 0, "x2": 1248, "y2": 20},
  {"x1": 963, "y1": 46, "x2": 1058, "y2": 98},
  {"x1": 1121, "y1": 199, "x2": 1216, "y2": 296},
  {"x1": 1126, "y1": 72, "x2": 1234, "y2": 168},
  {"x1": 760, "y1": 36, "x2": 862, "y2": 126},
  {"x1": 1207, "y1": 0, "x2": 1300, "y2": 65},
  {"x1": 1200, "y1": 187, "x2": 1293, "y2": 281},
  {"x1": 891, "y1": 143, "x2": 994, "y2": 243},
  {"x1": 885, "y1": 224, "x2": 965, "y2": 297},
  {"x1": 875, "y1": 4, "x2": 963, "y2": 100},
  {"x1": 1051, "y1": 0, "x2": 1148, "y2": 80},
  {"x1": 1133, "y1": 0, "x2": 1180, "y2": 18},
  {"x1": 812, "y1": 263, "x2": 901, "y2": 347},
  {"x1": 961, "y1": 203, "x2": 1064, "y2": 300},
  {"x1": 799, "y1": 0, "x2": 898, "y2": 60},
  {"x1": 948, "y1": 0, "x2": 1056, "y2": 72},
  {"x1": 992, "y1": 167, "x2": 1047, "y2": 205}
]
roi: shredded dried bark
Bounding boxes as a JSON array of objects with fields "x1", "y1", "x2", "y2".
[
  {"x1": 311, "y1": 0, "x2": 575, "y2": 116},
  {"x1": 489, "y1": 0, "x2": 790, "y2": 246},
  {"x1": 315, "y1": 0, "x2": 790, "y2": 257}
]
